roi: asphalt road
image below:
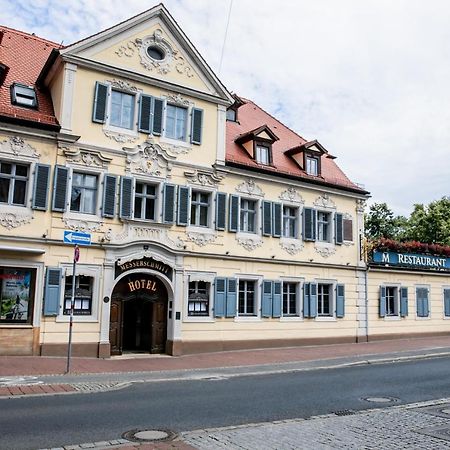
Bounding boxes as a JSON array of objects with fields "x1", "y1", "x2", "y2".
[{"x1": 1, "y1": 356, "x2": 450, "y2": 450}]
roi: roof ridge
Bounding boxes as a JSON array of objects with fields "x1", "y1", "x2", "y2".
[{"x1": 0, "y1": 25, "x2": 61, "y2": 47}]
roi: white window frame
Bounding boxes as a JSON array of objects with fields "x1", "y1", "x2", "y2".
[
  {"x1": 255, "y1": 145, "x2": 270, "y2": 165},
  {"x1": 317, "y1": 210, "x2": 332, "y2": 243},
  {"x1": 183, "y1": 272, "x2": 215, "y2": 322},
  {"x1": 235, "y1": 274, "x2": 262, "y2": 321},
  {"x1": 160, "y1": 97, "x2": 195, "y2": 148},
  {"x1": 70, "y1": 171, "x2": 99, "y2": 215},
  {"x1": 306, "y1": 155, "x2": 319, "y2": 176},
  {"x1": 314, "y1": 279, "x2": 337, "y2": 321},
  {"x1": 190, "y1": 189, "x2": 212, "y2": 228},
  {"x1": 280, "y1": 278, "x2": 303, "y2": 320},
  {"x1": 282, "y1": 204, "x2": 299, "y2": 239},
  {"x1": 415, "y1": 284, "x2": 431, "y2": 320},
  {"x1": 381, "y1": 283, "x2": 401, "y2": 321},
  {"x1": 0, "y1": 160, "x2": 30, "y2": 207},
  {"x1": 239, "y1": 197, "x2": 259, "y2": 234},
  {"x1": 129, "y1": 177, "x2": 162, "y2": 223}
]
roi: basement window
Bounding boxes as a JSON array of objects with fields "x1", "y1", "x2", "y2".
[{"x1": 10, "y1": 83, "x2": 37, "y2": 109}]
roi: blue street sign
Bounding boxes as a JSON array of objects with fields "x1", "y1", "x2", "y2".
[{"x1": 63, "y1": 230, "x2": 92, "y2": 246}]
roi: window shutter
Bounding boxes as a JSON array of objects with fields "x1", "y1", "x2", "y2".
[
  {"x1": 177, "y1": 186, "x2": 190, "y2": 226},
  {"x1": 43, "y1": 268, "x2": 62, "y2": 316},
  {"x1": 272, "y1": 281, "x2": 282, "y2": 318},
  {"x1": 102, "y1": 174, "x2": 117, "y2": 218},
  {"x1": 152, "y1": 98, "x2": 164, "y2": 135},
  {"x1": 226, "y1": 278, "x2": 237, "y2": 318},
  {"x1": 379, "y1": 286, "x2": 387, "y2": 317},
  {"x1": 92, "y1": 82, "x2": 108, "y2": 124},
  {"x1": 229, "y1": 195, "x2": 239, "y2": 232},
  {"x1": 303, "y1": 207, "x2": 316, "y2": 241},
  {"x1": 400, "y1": 287, "x2": 408, "y2": 317},
  {"x1": 163, "y1": 184, "x2": 176, "y2": 224},
  {"x1": 303, "y1": 283, "x2": 310, "y2": 318},
  {"x1": 191, "y1": 107, "x2": 203, "y2": 145},
  {"x1": 32, "y1": 163, "x2": 50, "y2": 210},
  {"x1": 214, "y1": 277, "x2": 226, "y2": 318},
  {"x1": 335, "y1": 213, "x2": 344, "y2": 245},
  {"x1": 52, "y1": 165, "x2": 69, "y2": 212},
  {"x1": 416, "y1": 288, "x2": 429, "y2": 317},
  {"x1": 261, "y1": 280, "x2": 273, "y2": 318},
  {"x1": 309, "y1": 283, "x2": 317, "y2": 318},
  {"x1": 444, "y1": 289, "x2": 450, "y2": 317},
  {"x1": 343, "y1": 218, "x2": 353, "y2": 241},
  {"x1": 215, "y1": 192, "x2": 227, "y2": 231},
  {"x1": 138, "y1": 94, "x2": 153, "y2": 133},
  {"x1": 119, "y1": 176, "x2": 133, "y2": 219},
  {"x1": 336, "y1": 284, "x2": 345, "y2": 318},
  {"x1": 262, "y1": 201, "x2": 272, "y2": 236},
  {"x1": 272, "y1": 202, "x2": 282, "y2": 238}
]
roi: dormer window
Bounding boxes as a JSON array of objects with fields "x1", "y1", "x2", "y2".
[
  {"x1": 235, "y1": 125, "x2": 278, "y2": 167},
  {"x1": 255, "y1": 144, "x2": 270, "y2": 165},
  {"x1": 306, "y1": 155, "x2": 319, "y2": 176},
  {"x1": 284, "y1": 140, "x2": 327, "y2": 178},
  {"x1": 226, "y1": 108, "x2": 236, "y2": 122},
  {"x1": 10, "y1": 83, "x2": 37, "y2": 109}
]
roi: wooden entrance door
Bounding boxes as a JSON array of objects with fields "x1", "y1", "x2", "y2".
[
  {"x1": 109, "y1": 299, "x2": 123, "y2": 355},
  {"x1": 151, "y1": 301, "x2": 167, "y2": 353}
]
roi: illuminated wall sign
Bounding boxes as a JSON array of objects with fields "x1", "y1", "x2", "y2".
[
  {"x1": 372, "y1": 251, "x2": 450, "y2": 270},
  {"x1": 115, "y1": 257, "x2": 173, "y2": 280}
]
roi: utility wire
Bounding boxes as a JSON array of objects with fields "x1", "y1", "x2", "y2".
[{"x1": 218, "y1": 0, "x2": 234, "y2": 75}]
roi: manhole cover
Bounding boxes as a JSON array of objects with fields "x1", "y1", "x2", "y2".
[
  {"x1": 122, "y1": 428, "x2": 177, "y2": 442},
  {"x1": 363, "y1": 396, "x2": 398, "y2": 403}
]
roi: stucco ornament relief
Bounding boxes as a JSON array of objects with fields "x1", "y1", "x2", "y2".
[
  {"x1": 314, "y1": 194, "x2": 336, "y2": 209},
  {"x1": 165, "y1": 92, "x2": 191, "y2": 107},
  {"x1": 62, "y1": 217, "x2": 103, "y2": 232},
  {"x1": 62, "y1": 147, "x2": 112, "y2": 168},
  {"x1": 0, "y1": 136, "x2": 40, "y2": 159},
  {"x1": 103, "y1": 130, "x2": 138, "y2": 144},
  {"x1": 184, "y1": 169, "x2": 224, "y2": 187},
  {"x1": 279, "y1": 239, "x2": 304, "y2": 255},
  {"x1": 314, "y1": 245, "x2": 336, "y2": 258},
  {"x1": 356, "y1": 199, "x2": 366, "y2": 214},
  {"x1": 235, "y1": 179, "x2": 265, "y2": 197},
  {"x1": 106, "y1": 79, "x2": 139, "y2": 93},
  {"x1": 0, "y1": 209, "x2": 33, "y2": 229},
  {"x1": 279, "y1": 187, "x2": 304, "y2": 204},
  {"x1": 186, "y1": 231, "x2": 217, "y2": 247},
  {"x1": 236, "y1": 235, "x2": 263, "y2": 251}
]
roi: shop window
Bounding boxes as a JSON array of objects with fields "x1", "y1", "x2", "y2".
[
  {"x1": 238, "y1": 280, "x2": 256, "y2": 316},
  {"x1": 64, "y1": 275, "x2": 93, "y2": 315},
  {"x1": 134, "y1": 182, "x2": 157, "y2": 220},
  {"x1": 0, "y1": 161, "x2": 29, "y2": 206},
  {"x1": 188, "y1": 280, "x2": 210, "y2": 316},
  {"x1": 283, "y1": 282, "x2": 298, "y2": 316},
  {"x1": 190, "y1": 191, "x2": 210, "y2": 227},
  {"x1": 70, "y1": 172, "x2": 98, "y2": 215}
]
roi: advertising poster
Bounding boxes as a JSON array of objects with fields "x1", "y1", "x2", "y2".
[{"x1": 0, "y1": 269, "x2": 31, "y2": 321}]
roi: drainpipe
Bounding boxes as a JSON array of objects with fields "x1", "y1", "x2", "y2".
[{"x1": 365, "y1": 266, "x2": 369, "y2": 342}]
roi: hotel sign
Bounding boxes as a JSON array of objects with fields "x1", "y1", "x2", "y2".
[
  {"x1": 114, "y1": 257, "x2": 173, "y2": 280},
  {"x1": 372, "y1": 251, "x2": 450, "y2": 271}
]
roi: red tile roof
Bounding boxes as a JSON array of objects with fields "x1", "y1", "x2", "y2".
[
  {"x1": 0, "y1": 26, "x2": 60, "y2": 128},
  {"x1": 226, "y1": 98, "x2": 367, "y2": 194}
]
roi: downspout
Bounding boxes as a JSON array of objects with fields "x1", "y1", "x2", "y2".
[{"x1": 365, "y1": 265, "x2": 369, "y2": 342}]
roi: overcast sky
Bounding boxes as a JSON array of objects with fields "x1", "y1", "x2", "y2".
[{"x1": 1, "y1": 0, "x2": 449, "y2": 215}]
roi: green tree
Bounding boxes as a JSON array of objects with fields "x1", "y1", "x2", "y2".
[{"x1": 365, "y1": 203, "x2": 400, "y2": 240}]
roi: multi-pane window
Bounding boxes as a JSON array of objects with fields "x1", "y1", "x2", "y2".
[
  {"x1": 386, "y1": 286, "x2": 398, "y2": 316},
  {"x1": 283, "y1": 282, "x2": 297, "y2": 315},
  {"x1": 0, "y1": 162, "x2": 28, "y2": 206},
  {"x1": 255, "y1": 145, "x2": 270, "y2": 164},
  {"x1": 240, "y1": 199, "x2": 257, "y2": 233},
  {"x1": 64, "y1": 275, "x2": 93, "y2": 315},
  {"x1": 188, "y1": 281, "x2": 210, "y2": 316},
  {"x1": 165, "y1": 104, "x2": 187, "y2": 141},
  {"x1": 134, "y1": 182, "x2": 157, "y2": 220},
  {"x1": 283, "y1": 206, "x2": 297, "y2": 238},
  {"x1": 70, "y1": 172, "x2": 97, "y2": 214},
  {"x1": 190, "y1": 191, "x2": 210, "y2": 227},
  {"x1": 110, "y1": 90, "x2": 134, "y2": 129},
  {"x1": 306, "y1": 156, "x2": 318, "y2": 176},
  {"x1": 318, "y1": 283, "x2": 332, "y2": 316},
  {"x1": 238, "y1": 280, "x2": 256, "y2": 315},
  {"x1": 317, "y1": 211, "x2": 331, "y2": 242}
]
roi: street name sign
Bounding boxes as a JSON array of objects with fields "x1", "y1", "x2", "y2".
[{"x1": 63, "y1": 230, "x2": 92, "y2": 246}]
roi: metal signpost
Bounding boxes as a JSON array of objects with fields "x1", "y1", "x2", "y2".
[{"x1": 63, "y1": 231, "x2": 91, "y2": 374}]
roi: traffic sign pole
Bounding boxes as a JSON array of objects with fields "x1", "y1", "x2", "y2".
[{"x1": 66, "y1": 244, "x2": 79, "y2": 374}]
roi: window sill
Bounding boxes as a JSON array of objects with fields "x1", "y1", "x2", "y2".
[
  {"x1": 415, "y1": 316, "x2": 431, "y2": 320},
  {"x1": 0, "y1": 323, "x2": 33, "y2": 328},
  {"x1": 234, "y1": 316, "x2": 261, "y2": 322},
  {"x1": 315, "y1": 316, "x2": 336, "y2": 322},
  {"x1": 383, "y1": 316, "x2": 401, "y2": 321},
  {"x1": 280, "y1": 316, "x2": 303, "y2": 322},
  {"x1": 183, "y1": 317, "x2": 215, "y2": 323},
  {"x1": 160, "y1": 136, "x2": 191, "y2": 149}
]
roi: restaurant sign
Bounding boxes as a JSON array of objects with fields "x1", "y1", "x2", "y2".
[{"x1": 372, "y1": 251, "x2": 450, "y2": 271}]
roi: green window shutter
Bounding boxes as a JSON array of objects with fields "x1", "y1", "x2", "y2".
[
  {"x1": 379, "y1": 286, "x2": 387, "y2": 317},
  {"x1": 272, "y1": 202, "x2": 282, "y2": 238},
  {"x1": 309, "y1": 283, "x2": 317, "y2": 318},
  {"x1": 51, "y1": 165, "x2": 69, "y2": 212},
  {"x1": 303, "y1": 283, "x2": 310, "y2": 318},
  {"x1": 119, "y1": 176, "x2": 133, "y2": 219},
  {"x1": 43, "y1": 268, "x2": 62, "y2": 316},
  {"x1": 102, "y1": 174, "x2": 117, "y2": 218},
  {"x1": 177, "y1": 186, "x2": 190, "y2": 226},
  {"x1": 303, "y1": 207, "x2": 316, "y2": 241},
  {"x1": 400, "y1": 287, "x2": 408, "y2": 317},
  {"x1": 261, "y1": 280, "x2": 273, "y2": 318},
  {"x1": 138, "y1": 94, "x2": 153, "y2": 133},
  {"x1": 92, "y1": 82, "x2": 108, "y2": 124},
  {"x1": 335, "y1": 213, "x2": 344, "y2": 244},
  {"x1": 272, "y1": 281, "x2": 282, "y2": 318},
  {"x1": 336, "y1": 284, "x2": 345, "y2": 318},
  {"x1": 32, "y1": 163, "x2": 50, "y2": 210},
  {"x1": 191, "y1": 107, "x2": 203, "y2": 145},
  {"x1": 152, "y1": 98, "x2": 164, "y2": 135},
  {"x1": 262, "y1": 201, "x2": 272, "y2": 236},
  {"x1": 444, "y1": 289, "x2": 450, "y2": 317},
  {"x1": 225, "y1": 278, "x2": 237, "y2": 317},
  {"x1": 163, "y1": 184, "x2": 176, "y2": 224},
  {"x1": 215, "y1": 192, "x2": 227, "y2": 231},
  {"x1": 214, "y1": 277, "x2": 226, "y2": 318},
  {"x1": 229, "y1": 195, "x2": 239, "y2": 232}
]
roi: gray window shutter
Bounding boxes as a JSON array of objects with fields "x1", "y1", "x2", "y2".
[
  {"x1": 303, "y1": 207, "x2": 316, "y2": 241},
  {"x1": 52, "y1": 165, "x2": 69, "y2": 212},
  {"x1": 309, "y1": 283, "x2": 317, "y2": 318},
  {"x1": 262, "y1": 201, "x2": 272, "y2": 236},
  {"x1": 119, "y1": 176, "x2": 133, "y2": 219},
  {"x1": 215, "y1": 192, "x2": 227, "y2": 231},
  {"x1": 177, "y1": 186, "x2": 190, "y2": 226},
  {"x1": 32, "y1": 163, "x2": 50, "y2": 210},
  {"x1": 102, "y1": 174, "x2": 117, "y2": 218},
  {"x1": 92, "y1": 81, "x2": 108, "y2": 124},
  {"x1": 379, "y1": 286, "x2": 387, "y2": 317},
  {"x1": 444, "y1": 289, "x2": 450, "y2": 317},
  {"x1": 214, "y1": 277, "x2": 226, "y2": 318},
  {"x1": 138, "y1": 94, "x2": 153, "y2": 133},
  {"x1": 226, "y1": 278, "x2": 237, "y2": 318},
  {"x1": 163, "y1": 184, "x2": 176, "y2": 224},
  {"x1": 272, "y1": 281, "x2": 282, "y2": 318},
  {"x1": 335, "y1": 213, "x2": 344, "y2": 244},
  {"x1": 152, "y1": 98, "x2": 164, "y2": 135},
  {"x1": 416, "y1": 288, "x2": 429, "y2": 317},
  {"x1": 191, "y1": 107, "x2": 203, "y2": 145},
  {"x1": 336, "y1": 284, "x2": 345, "y2": 318},
  {"x1": 261, "y1": 280, "x2": 273, "y2": 318},
  {"x1": 229, "y1": 195, "x2": 239, "y2": 232},
  {"x1": 303, "y1": 283, "x2": 310, "y2": 318},
  {"x1": 343, "y1": 218, "x2": 353, "y2": 241},
  {"x1": 43, "y1": 268, "x2": 62, "y2": 316},
  {"x1": 400, "y1": 287, "x2": 408, "y2": 317},
  {"x1": 272, "y1": 202, "x2": 282, "y2": 237}
]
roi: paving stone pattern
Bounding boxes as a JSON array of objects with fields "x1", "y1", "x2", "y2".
[{"x1": 183, "y1": 401, "x2": 450, "y2": 450}]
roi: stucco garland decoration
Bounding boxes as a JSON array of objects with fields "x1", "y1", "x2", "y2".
[
  {"x1": 174, "y1": 55, "x2": 194, "y2": 78},
  {"x1": 235, "y1": 179, "x2": 264, "y2": 197},
  {"x1": 0, "y1": 210, "x2": 32, "y2": 229},
  {"x1": 62, "y1": 217, "x2": 103, "y2": 232},
  {"x1": 62, "y1": 147, "x2": 112, "y2": 168},
  {"x1": 0, "y1": 136, "x2": 40, "y2": 159},
  {"x1": 279, "y1": 239, "x2": 304, "y2": 255},
  {"x1": 313, "y1": 193, "x2": 336, "y2": 209},
  {"x1": 136, "y1": 30, "x2": 174, "y2": 75},
  {"x1": 184, "y1": 169, "x2": 224, "y2": 187},
  {"x1": 314, "y1": 245, "x2": 336, "y2": 258},
  {"x1": 103, "y1": 130, "x2": 138, "y2": 144},
  {"x1": 356, "y1": 199, "x2": 366, "y2": 214},
  {"x1": 236, "y1": 235, "x2": 263, "y2": 251},
  {"x1": 279, "y1": 187, "x2": 304, "y2": 204},
  {"x1": 165, "y1": 92, "x2": 190, "y2": 107},
  {"x1": 106, "y1": 79, "x2": 140, "y2": 93},
  {"x1": 186, "y1": 231, "x2": 217, "y2": 247}
]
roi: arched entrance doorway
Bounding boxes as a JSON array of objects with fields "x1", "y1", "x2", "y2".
[{"x1": 109, "y1": 273, "x2": 168, "y2": 355}]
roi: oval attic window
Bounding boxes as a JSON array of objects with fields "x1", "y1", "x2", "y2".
[{"x1": 147, "y1": 45, "x2": 165, "y2": 61}]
